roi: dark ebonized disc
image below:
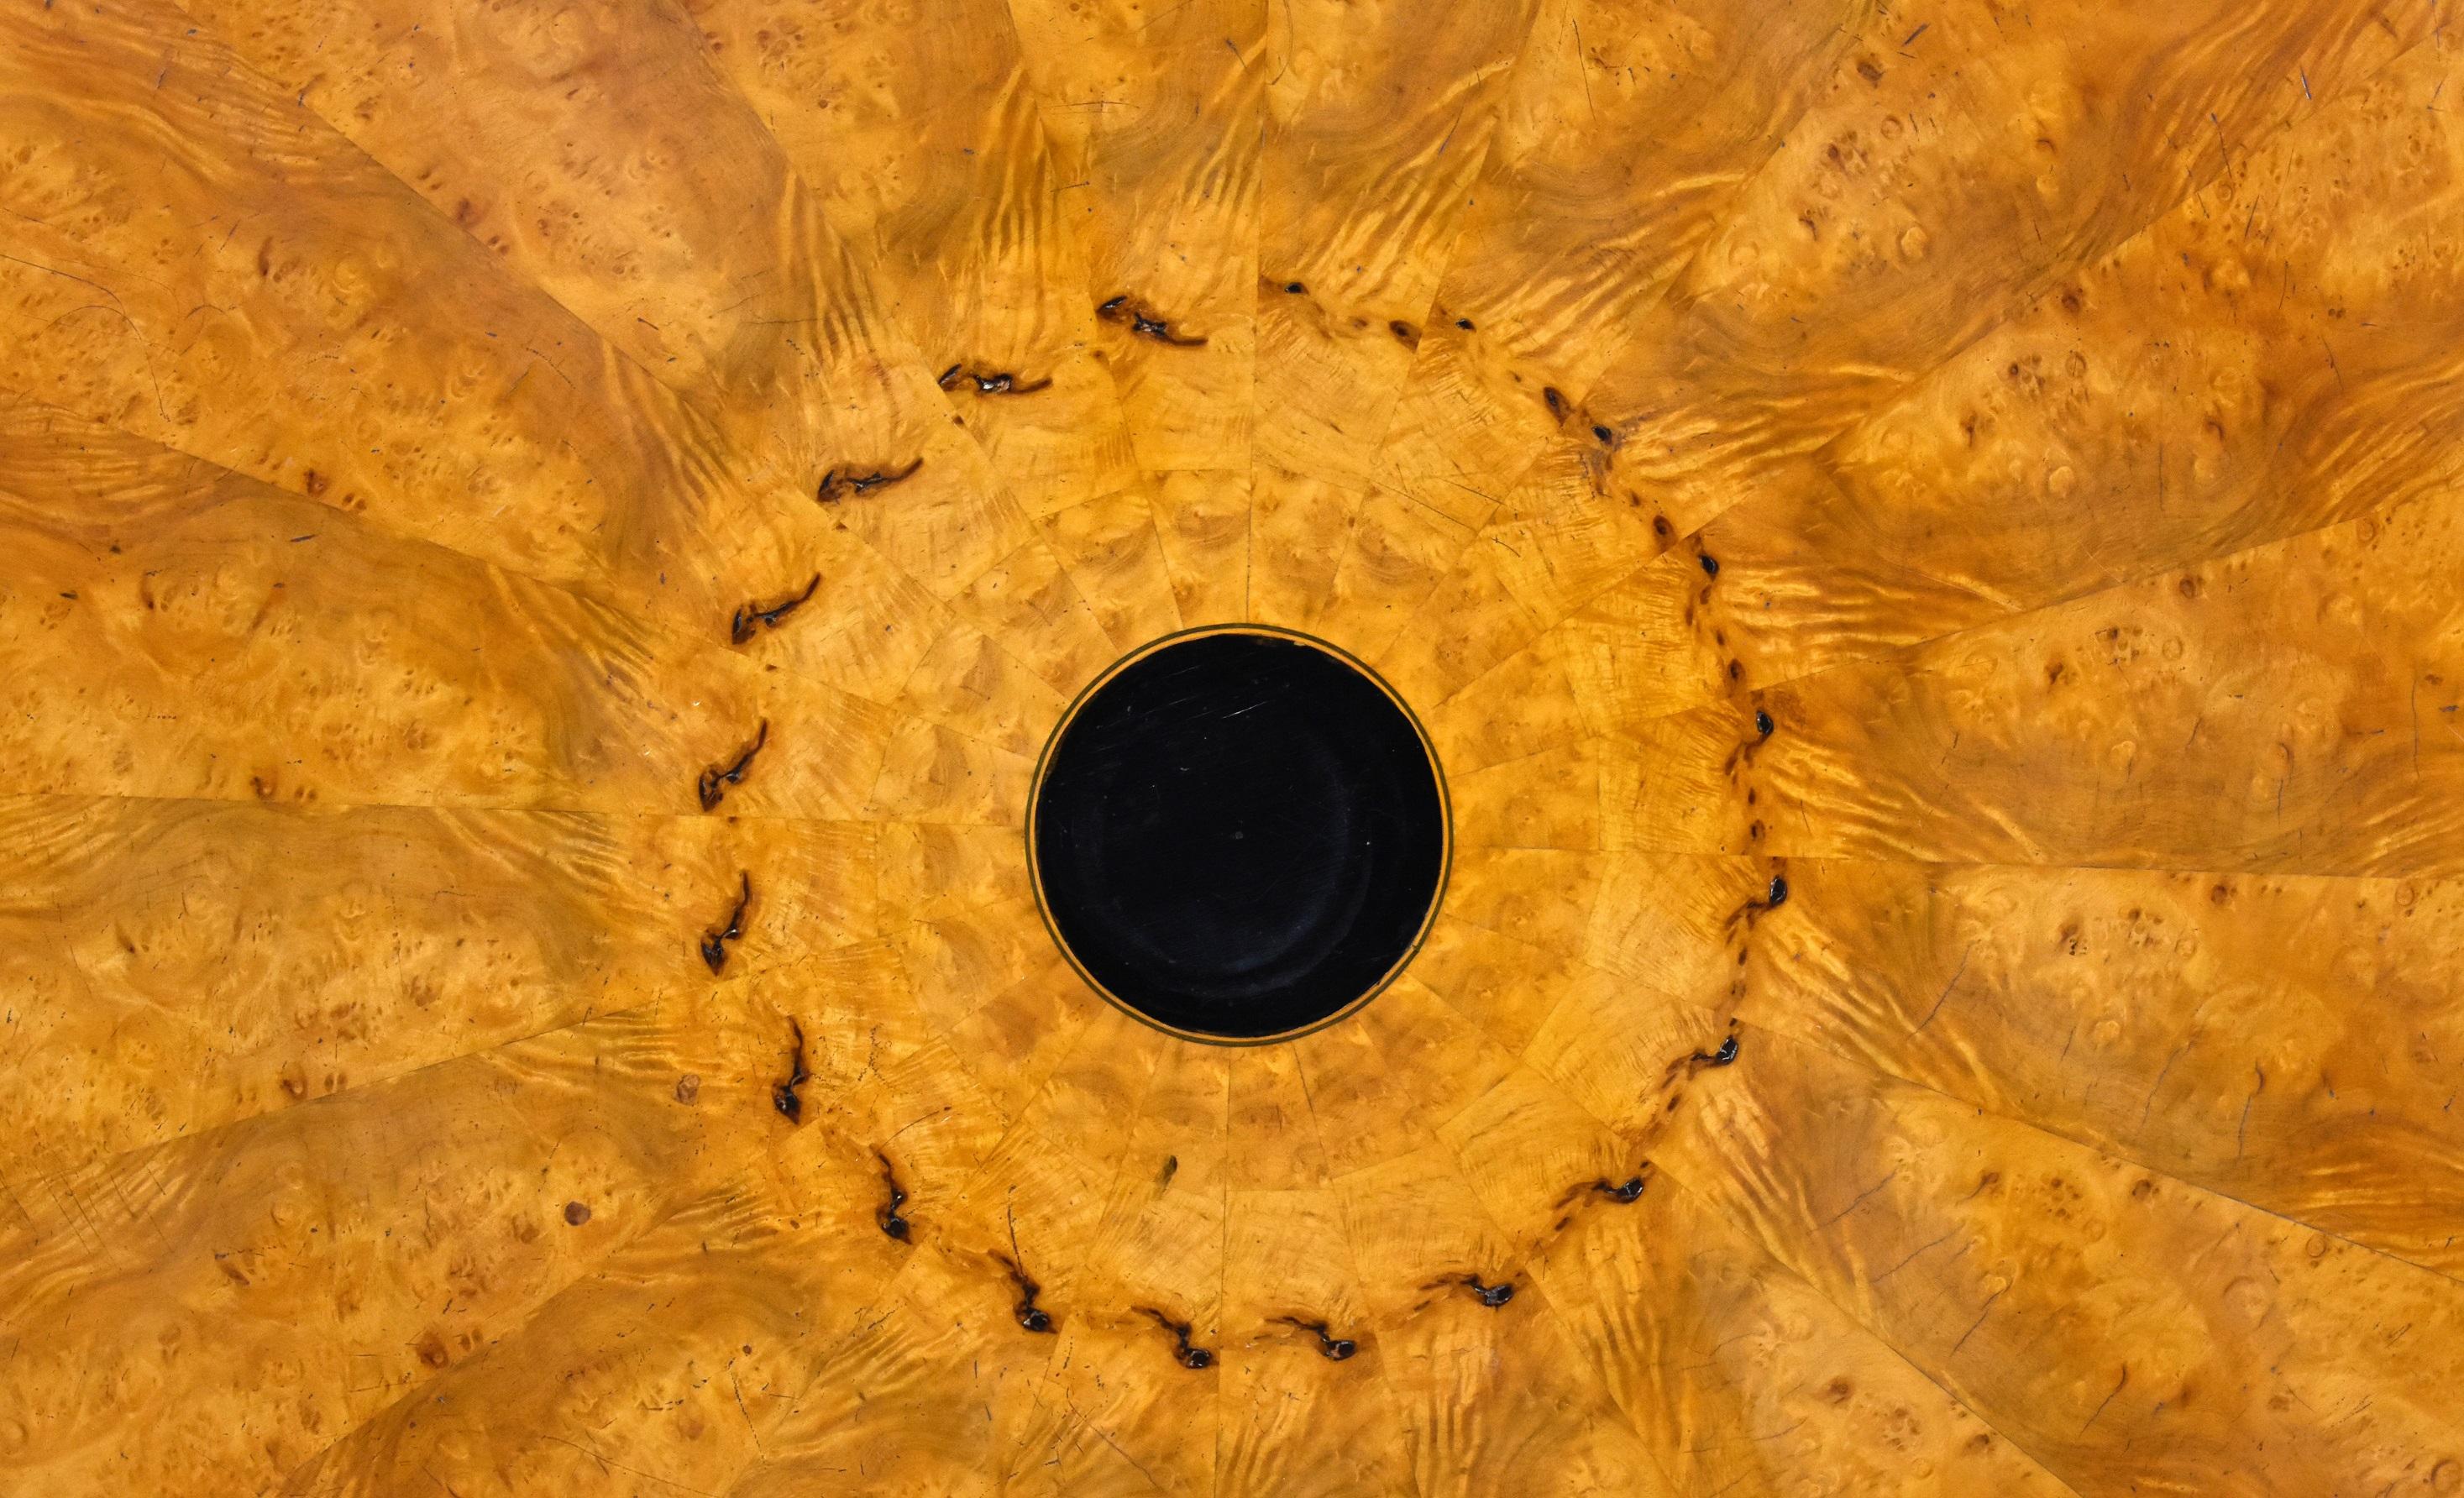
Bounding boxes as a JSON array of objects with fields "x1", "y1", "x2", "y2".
[{"x1": 1029, "y1": 629, "x2": 1448, "y2": 1041}]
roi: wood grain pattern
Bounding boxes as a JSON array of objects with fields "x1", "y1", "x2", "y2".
[
  {"x1": 5, "y1": 0, "x2": 2460, "y2": 1490},
  {"x1": 1652, "y1": 1028, "x2": 2464, "y2": 1495}
]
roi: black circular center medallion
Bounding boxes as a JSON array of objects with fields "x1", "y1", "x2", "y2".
[{"x1": 1028, "y1": 628, "x2": 1450, "y2": 1042}]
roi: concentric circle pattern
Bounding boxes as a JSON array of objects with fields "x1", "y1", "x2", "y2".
[{"x1": 4, "y1": 0, "x2": 2463, "y2": 1492}]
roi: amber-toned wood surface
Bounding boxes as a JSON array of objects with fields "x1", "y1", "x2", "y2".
[{"x1": 5, "y1": 0, "x2": 2463, "y2": 1491}]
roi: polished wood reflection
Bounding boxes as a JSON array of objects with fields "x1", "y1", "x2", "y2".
[{"x1": 3, "y1": 0, "x2": 2461, "y2": 1491}]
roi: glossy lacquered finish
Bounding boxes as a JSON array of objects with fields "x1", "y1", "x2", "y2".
[{"x1": 6, "y1": 0, "x2": 2464, "y2": 1492}]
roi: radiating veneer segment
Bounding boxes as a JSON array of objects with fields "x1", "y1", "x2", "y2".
[
  {"x1": 0, "y1": 993, "x2": 776, "y2": 1495},
  {"x1": 739, "y1": 998, "x2": 1204, "y2": 1495},
  {"x1": 1599, "y1": 489, "x2": 2464, "y2": 875},
  {"x1": 1418, "y1": 628, "x2": 1594, "y2": 775},
  {"x1": 754, "y1": 940, "x2": 1021, "y2": 1225},
  {"x1": 1294, "y1": 978, "x2": 1698, "y2": 1493},
  {"x1": 1513, "y1": 36, "x2": 2464, "y2": 728},
  {"x1": 1215, "y1": 1045, "x2": 1416, "y2": 1495},
  {"x1": 0, "y1": 4, "x2": 689, "y2": 600},
  {"x1": 1148, "y1": 467, "x2": 1255, "y2": 626},
  {"x1": 1384, "y1": 845, "x2": 1751, "y2": 1158},
  {"x1": 1445, "y1": 739, "x2": 1602, "y2": 851},
  {"x1": 894, "y1": 897, "x2": 1066, "y2": 1060},
  {"x1": 1217, "y1": 1186, "x2": 1417, "y2": 1497},
  {"x1": 0, "y1": 406, "x2": 892, "y2": 817},
  {"x1": 1308, "y1": 484, "x2": 1479, "y2": 666},
  {"x1": 867, "y1": 719, "x2": 1040, "y2": 826},
  {"x1": 1037, "y1": 483, "x2": 1188, "y2": 648},
  {"x1": 1654, "y1": 1027, "x2": 2464, "y2": 1495},
  {"x1": 1007, "y1": 0, "x2": 1266, "y2": 474},
  {"x1": 1248, "y1": 0, "x2": 1538, "y2": 484},
  {"x1": 174, "y1": 0, "x2": 857, "y2": 416},
  {"x1": 676, "y1": 946, "x2": 1026, "y2": 1495},
  {"x1": 1280, "y1": 980, "x2": 1507, "y2": 1183},
  {"x1": 1373, "y1": 0, "x2": 2433, "y2": 720},
  {"x1": 1245, "y1": 465, "x2": 1361, "y2": 632},
  {"x1": 1530, "y1": 1167, "x2": 2073, "y2": 1497},
  {"x1": 683, "y1": 0, "x2": 1140, "y2": 515},
  {"x1": 995, "y1": 1043, "x2": 1232, "y2": 1493},
  {"x1": 1080, "y1": 1044, "x2": 1232, "y2": 1337},
  {"x1": 668, "y1": 950, "x2": 1027, "y2": 1495},
  {"x1": 1339, "y1": 872, "x2": 2072, "y2": 1495},
  {"x1": 911, "y1": 1000, "x2": 1172, "y2": 1327},
  {"x1": 1368, "y1": 0, "x2": 1864, "y2": 527},
  {"x1": 176, "y1": 0, "x2": 1051, "y2": 580},
  {"x1": 719, "y1": 1240, "x2": 1042, "y2": 1496},
  {"x1": 277, "y1": 940, "x2": 1015, "y2": 1496},
  {"x1": 1442, "y1": 846, "x2": 1607, "y2": 967},
  {"x1": 1336, "y1": 1143, "x2": 1674, "y2": 1496},
  {"x1": 1740, "y1": 859, "x2": 2464, "y2": 1277},
  {"x1": 941, "y1": 956, "x2": 1115, "y2": 1126},
  {"x1": 0, "y1": 794, "x2": 875, "y2": 1168},
  {"x1": 19, "y1": 0, "x2": 1127, "y2": 728},
  {"x1": 1828, "y1": 34, "x2": 2464, "y2": 618},
  {"x1": 0, "y1": 1, "x2": 1003, "y2": 728},
  {"x1": 275, "y1": 1181, "x2": 805, "y2": 1498},
  {"x1": 1564, "y1": 0, "x2": 2433, "y2": 524}
]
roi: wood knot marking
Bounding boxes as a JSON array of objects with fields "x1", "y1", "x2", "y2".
[
  {"x1": 1460, "y1": 1274, "x2": 1514, "y2": 1308},
  {"x1": 697, "y1": 719, "x2": 770, "y2": 811},
  {"x1": 817, "y1": 458, "x2": 923, "y2": 503},
  {"x1": 995, "y1": 1252, "x2": 1053, "y2": 1333},
  {"x1": 731, "y1": 574, "x2": 820, "y2": 645},
  {"x1": 937, "y1": 364, "x2": 1051, "y2": 395},
  {"x1": 1725, "y1": 871, "x2": 1791, "y2": 938},
  {"x1": 1000, "y1": 1210, "x2": 1055, "y2": 1333},
  {"x1": 1596, "y1": 1171, "x2": 1650, "y2": 1203},
  {"x1": 874, "y1": 1150, "x2": 910, "y2": 1240},
  {"x1": 1551, "y1": 1162, "x2": 1657, "y2": 1231},
  {"x1": 1665, "y1": 1019, "x2": 1745, "y2": 1087},
  {"x1": 1691, "y1": 1033, "x2": 1740, "y2": 1069},
  {"x1": 700, "y1": 871, "x2": 752, "y2": 974},
  {"x1": 1726, "y1": 703, "x2": 1780, "y2": 776},
  {"x1": 1098, "y1": 294, "x2": 1208, "y2": 347},
  {"x1": 563, "y1": 1201, "x2": 592, "y2": 1227},
  {"x1": 1271, "y1": 1316, "x2": 1359, "y2": 1361},
  {"x1": 1700, "y1": 552, "x2": 1721, "y2": 577},
  {"x1": 1137, "y1": 1307, "x2": 1214, "y2": 1370},
  {"x1": 773, "y1": 1016, "x2": 810, "y2": 1124}
]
